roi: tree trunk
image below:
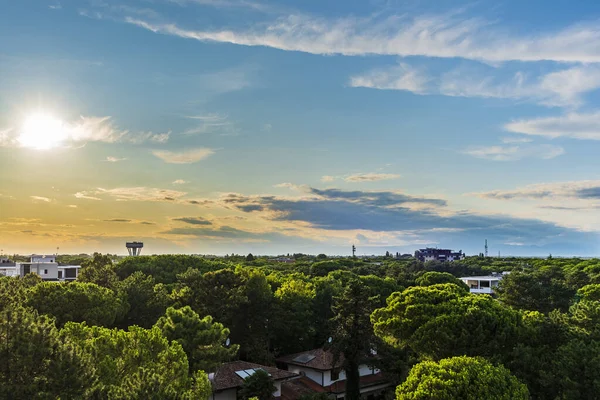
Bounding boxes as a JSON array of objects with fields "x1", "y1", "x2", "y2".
[{"x1": 345, "y1": 361, "x2": 361, "y2": 400}]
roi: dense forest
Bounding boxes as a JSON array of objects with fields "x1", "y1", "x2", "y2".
[{"x1": 1, "y1": 253, "x2": 600, "y2": 399}]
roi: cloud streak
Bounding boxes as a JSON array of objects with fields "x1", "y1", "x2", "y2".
[
  {"x1": 152, "y1": 148, "x2": 215, "y2": 163},
  {"x1": 505, "y1": 112, "x2": 600, "y2": 140},
  {"x1": 463, "y1": 143, "x2": 564, "y2": 161},
  {"x1": 125, "y1": 12, "x2": 600, "y2": 63}
]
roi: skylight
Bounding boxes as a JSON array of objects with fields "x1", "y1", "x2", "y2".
[{"x1": 292, "y1": 354, "x2": 316, "y2": 364}]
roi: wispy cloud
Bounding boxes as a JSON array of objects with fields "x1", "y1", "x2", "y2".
[
  {"x1": 172, "y1": 179, "x2": 189, "y2": 185},
  {"x1": 105, "y1": 156, "x2": 127, "y2": 162},
  {"x1": 463, "y1": 143, "x2": 564, "y2": 161},
  {"x1": 75, "y1": 187, "x2": 187, "y2": 202},
  {"x1": 184, "y1": 114, "x2": 239, "y2": 136},
  {"x1": 505, "y1": 112, "x2": 600, "y2": 140},
  {"x1": 351, "y1": 64, "x2": 600, "y2": 108},
  {"x1": 473, "y1": 180, "x2": 600, "y2": 200},
  {"x1": 104, "y1": 218, "x2": 157, "y2": 224},
  {"x1": 124, "y1": 12, "x2": 600, "y2": 63},
  {"x1": 344, "y1": 173, "x2": 401, "y2": 182},
  {"x1": 320, "y1": 173, "x2": 401, "y2": 183},
  {"x1": 349, "y1": 63, "x2": 429, "y2": 94},
  {"x1": 152, "y1": 148, "x2": 215, "y2": 163},
  {"x1": 30, "y1": 196, "x2": 51, "y2": 202},
  {"x1": 172, "y1": 216, "x2": 213, "y2": 225}
]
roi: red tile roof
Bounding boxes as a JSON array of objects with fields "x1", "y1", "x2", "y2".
[
  {"x1": 277, "y1": 348, "x2": 344, "y2": 371},
  {"x1": 327, "y1": 373, "x2": 391, "y2": 394},
  {"x1": 211, "y1": 361, "x2": 299, "y2": 392}
]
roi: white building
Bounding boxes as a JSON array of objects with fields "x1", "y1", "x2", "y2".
[
  {"x1": 0, "y1": 255, "x2": 80, "y2": 281},
  {"x1": 277, "y1": 348, "x2": 391, "y2": 400},
  {"x1": 459, "y1": 273, "x2": 507, "y2": 294}
]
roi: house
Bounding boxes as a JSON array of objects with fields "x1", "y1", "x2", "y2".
[
  {"x1": 414, "y1": 248, "x2": 465, "y2": 262},
  {"x1": 0, "y1": 255, "x2": 80, "y2": 281},
  {"x1": 459, "y1": 273, "x2": 507, "y2": 294},
  {"x1": 277, "y1": 348, "x2": 392, "y2": 400},
  {"x1": 209, "y1": 360, "x2": 299, "y2": 400}
]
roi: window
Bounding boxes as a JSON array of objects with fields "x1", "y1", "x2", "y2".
[
  {"x1": 44, "y1": 269, "x2": 48, "y2": 275},
  {"x1": 331, "y1": 368, "x2": 340, "y2": 381}
]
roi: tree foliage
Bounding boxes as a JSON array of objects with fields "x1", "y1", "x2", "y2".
[
  {"x1": 396, "y1": 356, "x2": 529, "y2": 400},
  {"x1": 155, "y1": 306, "x2": 239, "y2": 372},
  {"x1": 25, "y1": 281, "x2": 125, "y2": 327},
  {"x1": 238, "y1": 369, "x2": 277, "y2": 400},
  {"x1": 0, "y1": 307, "x2": 96, "y2": 399},
  {"x1": 61, "y1": 322, "x2": 211, "y2": 399}
]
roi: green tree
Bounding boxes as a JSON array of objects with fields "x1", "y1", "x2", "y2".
[
  {"x1": 246, "y1": 253, "x2": 256, "y2": 262},
  {"x1": 415, "y1": 271, "x2": 468, "y2": 291},
  {"x1": 238, "y1": 369, "x2": 276, "y2": 400},
  {"x1": 396, "y1": 356, "x2": 529, "y2": 399},
  {"x1": 270, "y1": 279, "x2": 316, "y2": 355},
  {"x1": 330, "y1": 279, "x2": 377, "y2": 400},
  {"x1": 61, "y1": 322, "x2": 210, "y2": 399},
  {"x1": 497, "y1": 266, "x2": 575, "y2": 313},
  {"x1": 0, "y1": 274, "x2": 41, "y2": 312},
  {"x1": 155, "y1": 306, "x2": 239, "y2": 372},
  {"x1": 371, "y1": 284, "x2": 520, "y2": 361},
  {"x1": 0, "y1": 307, "x2": 96, "y2": 399},
  {"x1": 78, "y1": 253, "x2": 119, "y2": 289},
  {"x1": 25, "y1": 281, "x2": 125, "y2": 327},
  {"x1": 116, "y1": 271, "x2": 170, "y2": 328}
]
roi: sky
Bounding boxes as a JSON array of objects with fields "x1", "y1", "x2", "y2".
[{"x1": 1, "y1": 0, "x2": 600, "y2": 256}]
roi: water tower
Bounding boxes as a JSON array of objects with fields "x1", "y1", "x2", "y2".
[{"x1": 126, "y1": 242, "x2": 143, "y2": 256}]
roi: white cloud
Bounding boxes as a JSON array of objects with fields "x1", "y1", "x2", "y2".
[
  {"x1": 75, "y1": 192, "x2": 102, "y2": 201},
  {"x1": 76, "y1": 187, "x2": 188, "y2": 202},
  {"x1": 31, "y1": 196, "x2": 51, "y2": 202},
  {"x1": 68, "y1": 205, "x2": 78, "y2": 208},
  {"x1": 505, "y1": 112, "x2": 600, "y2": 140},
  {"x1": 349, "y1": 63, "x2": 429, "y2": 94},
  {"x1": 352, "y1": 64, "x2": 600, "y2": 108},
  {"x1": 105, "y1": 156, "x2": 127, "y2": 162},
  {"x1": 321, "y1": 176, "x2": 336, "y2": 183},
  {"x1": 344, "y1": 173, "x2": 402, "y2": 182},
  {"x1": 152, "y1": 148, "x2": 215, "y2": 164},
  {"x1": 125, "y1": 12, "x2": 600, "y2": 63},
  {"x1": 463, "y1": 144, "x2": 564, "y2": 161},
  {"x1": 172, "y1": 179, "x2": 189, "y2": 185}
]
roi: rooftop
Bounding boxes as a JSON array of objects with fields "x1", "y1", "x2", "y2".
[
  {"x1": 211, "y1": 361, "x2": 298, "y2": 392},
  {"x1": 277, "y1": 348, "x2": 343, "y2": 371}
]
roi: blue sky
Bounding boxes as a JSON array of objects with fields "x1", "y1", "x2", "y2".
[{"x1": 1, "y1": 0, "x2": 600, "y2": 256}]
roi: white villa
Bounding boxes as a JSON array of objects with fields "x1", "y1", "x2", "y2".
[
  {"x1": 0, "y1": 255, "x2": 80, "y2": 281},
  {"x1": 459, "y1": 273, "x2": 508, "y2": 295}
]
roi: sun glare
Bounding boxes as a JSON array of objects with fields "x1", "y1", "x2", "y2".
[{"x1": 18, "y1": 113, "x2": 68, "y2": 150}]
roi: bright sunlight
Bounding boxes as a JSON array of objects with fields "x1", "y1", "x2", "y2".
[{"x1": 18, "y1": 113, "x2": 68, "y2": 150}]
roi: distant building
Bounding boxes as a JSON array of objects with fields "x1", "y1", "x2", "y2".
[
  {"x1": 459, "y1": 272, "x2": 508, "y2": 295},
  {"x1": 270, "y1": 257, "x2": 295, "y2": 264},
  {"x1": 414, "y1": 248, "x2": 465, "y2": 262},
  {"x1": 0, "y1": 255, "x2": 80, "y2": 281}
]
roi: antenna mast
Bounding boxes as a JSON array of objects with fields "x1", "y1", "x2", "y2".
[
  {"x1": 484, "y1": 240, "x2": 488, "y2": 258},
  {"x1": 352, "y1": 244, "x2": 356, "y2": 258}
]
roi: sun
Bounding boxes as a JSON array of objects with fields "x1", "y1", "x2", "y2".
[{"x1": 18, "y1": 113, "x2": 68, "y2": 150}]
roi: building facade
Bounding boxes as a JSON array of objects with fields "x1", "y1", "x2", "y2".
[
  {"x1": 0, "y1": 255, "x2": 80, "y2": 281},
  {"x1": 414, "y1": 248, "x2": 465, "y2": 262},
  {"x1": 459, "y1": 273, "x2": 507, "y2": 295}
]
